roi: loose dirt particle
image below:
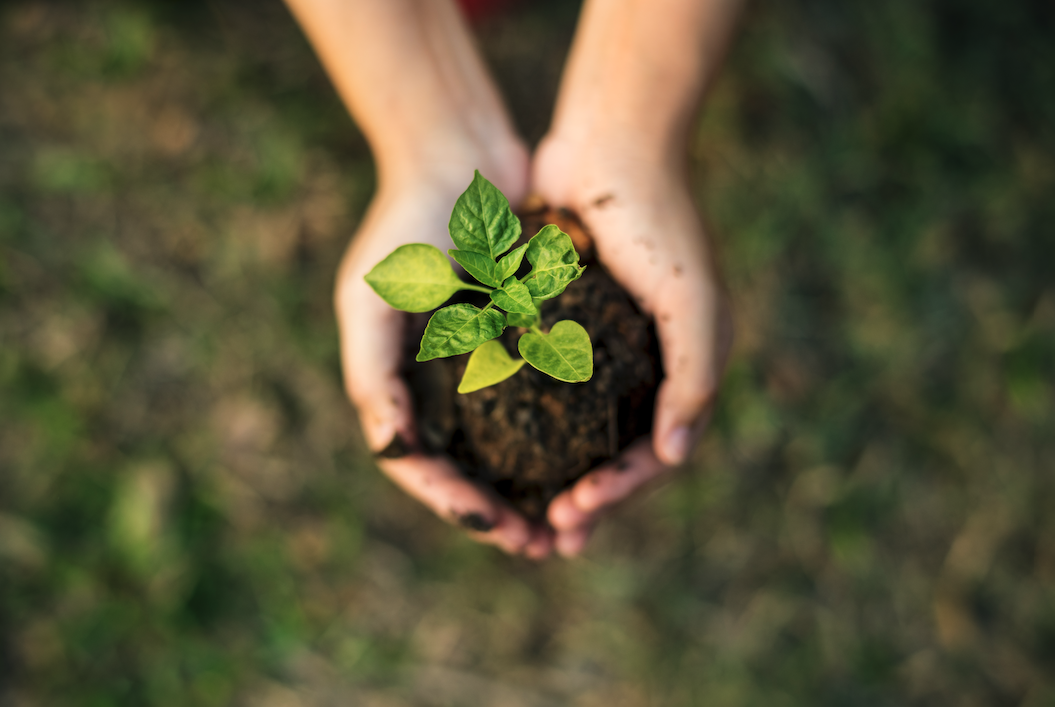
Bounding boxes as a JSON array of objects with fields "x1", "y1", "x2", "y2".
[
  {"x1": 590, "y1": 193, "x2": 615, "y2": 209},
  {"x1": 454, "y1": 512, "x2": 495, "y2": 533},
  {"x1": 376, "y1": 433, "x2": 414, "y2": 459}
]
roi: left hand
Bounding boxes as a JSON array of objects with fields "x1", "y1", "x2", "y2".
[{"x1": 530, "y1": 134, "x2": 734, "y2": 557}]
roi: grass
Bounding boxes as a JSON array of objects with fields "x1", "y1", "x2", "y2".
[{"x1": 1, "y1": 0, "x2": 1053, "y2": 705}]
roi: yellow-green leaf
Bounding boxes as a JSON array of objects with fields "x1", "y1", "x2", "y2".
[
  {"x1": 457, "y1": 340, "x2": 526, "y2": 393},
  {"x1": 506, "y1": 311, "x2": 539, "y2": 328},
  {"x1": 365, "y1": 244, "x2": 467, "y2": 312},
  {"x1": 494, "y1": 242, "x2": 529, "y2": 282},
  {"x1": 523, "y1": 224, "x2": 585, "y2": 300},
  {"x1": 416, "y1": 304, "x2": 507, "y2": 361},
  {"x1": 448, "y1": 248, "x2": 500, "y2": 288},
  {"x1": 448, "y1": 170, "x2": 521, "y2": 259},
  {"x1": 518, "y1": 320, "x2": 593, "y2": 382},
  {"x1": 489, "y1": 277, "x2": 537, "y2": 314}
]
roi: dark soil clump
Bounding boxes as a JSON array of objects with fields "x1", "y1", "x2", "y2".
[{"x1": 403, "y1": 207, "x2": 660, "y2": 520}]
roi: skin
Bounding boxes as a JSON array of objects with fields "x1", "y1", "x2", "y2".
[{"x1": 284, "y1": 0, "x2": 740, "y2": 558}]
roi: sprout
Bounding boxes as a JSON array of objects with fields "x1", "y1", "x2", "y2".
[{"x1": 365, "y1": 171, "x2": 592, "y2": 392}]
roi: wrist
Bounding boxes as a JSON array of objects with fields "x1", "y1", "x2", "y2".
[
  {"x1": 533, "y1": 129, "x2": 688, "y2": 210},
  {"x1": 375, "y1": 129, "x2": 530, "y2": 207},
  {"x1": 542, "y1": 111, "x2": 691, "y2": 174},
  {"x1": 552, "y1": 97, "x2": 689, "y2": 146}
]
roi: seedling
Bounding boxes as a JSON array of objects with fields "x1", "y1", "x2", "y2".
[{"x1": 365, "y1": 171, "x2": 593, "y2": 393}]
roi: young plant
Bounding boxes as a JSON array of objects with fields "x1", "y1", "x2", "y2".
[{"x1": 364, "y1": 170, "x2": 593, "y2": 393}]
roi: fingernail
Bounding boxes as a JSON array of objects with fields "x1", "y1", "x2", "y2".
[{"x1": 664, "y1": 426, "x2": 692, "y2": 465}]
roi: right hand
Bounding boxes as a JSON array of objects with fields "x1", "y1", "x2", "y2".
[{"x1": 334, "y1": 159, "x2": 556, "y2": 558}]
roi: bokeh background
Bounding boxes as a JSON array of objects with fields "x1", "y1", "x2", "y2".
[{"x1": 1, "y1": 0, "x2": 1053, "y2": 705}]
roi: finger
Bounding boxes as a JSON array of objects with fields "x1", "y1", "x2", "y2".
[
  {"x1": 569, "y1": 437, "x2": 668, "y2": 514},
  {"x1": 467, "y1": 506, "x2": 536, "y2": 555},
  {"x1": 359, "y1": 373, "x2": 418, "y2": 455},
  {"x1": 651, "y1": 279, "x2": 733, "y2": 465},
  {"x1": 335, "y1": 266, "x2": 412, "y2": 444},
  {"x1": 547, "y1": 441, "x2": 669, "y2": 557},
  {"x1": 554, "y1": 524, "x2": 593, "y2": 558},
  {"x1": 548, "y1": 489, "x2": 592, "y2": 532},
  {"x1": 379, "y1": 455, "x2": 533, "y2": 554},
  {"x1": 523, "y1": 525, "x2": 555, "y2": 560},
  {"x1": 549, "y1": 439, "x2": 667, "y2": 526}
]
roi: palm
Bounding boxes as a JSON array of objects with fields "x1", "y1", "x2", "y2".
[
  {"x1": 334, "y1": 176, "x2": 551, "y2": 557},
  {"x1": 531, "y1": 139, "x2": 733, "y2": 555}
]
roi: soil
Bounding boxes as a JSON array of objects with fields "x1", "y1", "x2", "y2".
[{"x1": 399, "y1": 205, "x2": 661, "y2": 521}]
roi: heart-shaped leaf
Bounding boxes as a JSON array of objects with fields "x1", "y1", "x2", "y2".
[
  {"x1": 489, "y1": 277, "x2": 537, "y2": 315},
  {"x1": 518, "y1": 320, "x2": 593, "y2": 382},
  {"x1": 494, "y1": 242, "x2": 529, "y2": 283},
  {"x1": 365, "y1": 244, "x2": 467, "y2": 312},
  {"x1": 417, "y1": 304, "x2": 507, "y2": 361},
  {"x1": 448, "y1": 249, "x2": 499, "y2": 288},
  {"x1": 448, "y1": 170, "x2": 521, "y2": 259},
  {"x1": 457, "y1": 340, "x2": 526, "y2": 393},
  {"x1": 523, "y1": 224, "x2": 585, "y2": 300}
]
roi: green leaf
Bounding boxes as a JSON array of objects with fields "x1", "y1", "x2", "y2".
[
  {"x1": 364, "y1": 244, "x2": 468, "y2": 312},
  {"x1": 518, "y1": 320, "x2": 593, "y2": 383},
  {"x1": 489, "y1": 277, "x2": 537, "y2": 315},
  {"x1": 506, "y1": 312, "x2": 539, "y2": 328},
  {"x1": 457, "y1": 340, "x2": 526, "y2": 393},
  {"x1": 494, "y1": 242, "x2": 529, "y2": 282},
  {"x1": 448, "y1": 249, "x2": 499, "y2": 288},
  {"x1": 523, "y1": 224, "x2": 585, "y2": 300},
  {"x1": 448, "y1": 170, "x2": 521, "y2": 259},
  {"x1": 416, "y1": 304, "x2": 507, "y2": 361}
]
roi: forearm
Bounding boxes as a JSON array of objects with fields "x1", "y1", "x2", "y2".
[
  {"x1": 549, "y1": 0, "x2": 744, "y2": 164},
  {"x1": 283, "y1": 0, "x2": 525, "y2": 191}
]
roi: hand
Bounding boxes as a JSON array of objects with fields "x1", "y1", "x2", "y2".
[
  {"x1": 290, "y1": 0, "x2": 739, "y2": 559},
  {"x1": 530, "y1": 135, "x2": 735, "y2": 556},
  {"x1": 289, "y1": 0, "x2": 560, "y2": 557},
  {"x1": 334, "y1": 158, "x2": 556, "y2": 558}
]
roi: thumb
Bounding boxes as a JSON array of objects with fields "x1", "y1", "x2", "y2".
[
  {"x1": 336, "y1": 275, "x2": 416, "y2": 453},
  {"x1": 355, "y1": 374, "x2": 417, "y2": 455},
  {"x1": 651, "y1": 282, "x2": 733, "y2": 465}
]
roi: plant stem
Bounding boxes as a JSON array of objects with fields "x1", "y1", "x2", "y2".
[{"x1": 461, "y1": 284, "x2": 493, "y2": 294}]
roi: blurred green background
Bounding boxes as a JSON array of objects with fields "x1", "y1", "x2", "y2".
[{"x1": 1, "y1": 0, "x2": 1053, "y2": 705}]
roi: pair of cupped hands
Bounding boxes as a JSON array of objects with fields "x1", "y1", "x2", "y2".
[{"x1": 334, "y1": 131, "x2": 733, "y2": 559}]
